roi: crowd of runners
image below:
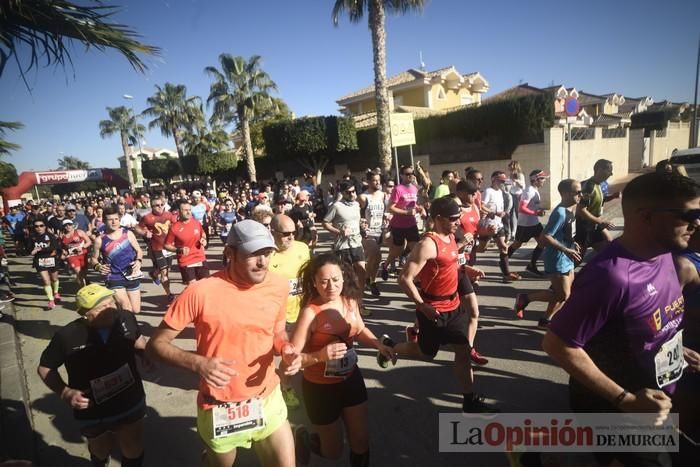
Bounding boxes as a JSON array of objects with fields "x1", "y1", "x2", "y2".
[{"x1": 1, "y1": 157, "x2": 699, "y2": 467}]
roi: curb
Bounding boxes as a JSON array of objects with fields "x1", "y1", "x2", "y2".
[{"x1": 0, "y1": 303, "x2": 36, "y2": 464}]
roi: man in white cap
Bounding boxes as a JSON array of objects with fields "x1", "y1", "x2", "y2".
[{"x1": 147, "y1": 220, "x2": 302, "y2": 467}]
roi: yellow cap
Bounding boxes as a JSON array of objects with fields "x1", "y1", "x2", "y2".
[{"x1": 75, "y1": 284, "x2": 115, "y2": 312}]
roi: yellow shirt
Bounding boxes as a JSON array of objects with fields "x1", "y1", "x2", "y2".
[{"x1": 269, "y1": 241, "x2": 311, "y2": 323}]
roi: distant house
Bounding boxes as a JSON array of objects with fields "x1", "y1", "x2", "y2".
[
  {"x1": 118, "y1": 147, "x2": 179, "y2": 187},
  {"x1": 336, "y1": 66, "x2": 489, "y2": 128}
]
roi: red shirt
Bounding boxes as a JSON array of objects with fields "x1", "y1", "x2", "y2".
[
  {"x1": 417, "y1": 232, "x2": 460, "y2": 312},
  {"x1": 459, "y1": 204, "x2": 480, "y2": 236},
  {"x1": 164, "y1": 219, "x2": 206, "y2": 267},
  {"x1": 139, "y1": 211, "x2": 176, "y2": 251}
]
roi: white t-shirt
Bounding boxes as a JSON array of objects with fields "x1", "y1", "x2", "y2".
[
  {"x1": 119, "y1": 213, "x2": 138, "y2": 229},
  {"x1": 482, "y1": 187, "x2": 505, "y2": 229},
  {"x1": 518, "y1": 185, "x2": 541, "y2": 227},
  {"x1": 511, "y1": 173, "x2": 526, "y2": 197}
]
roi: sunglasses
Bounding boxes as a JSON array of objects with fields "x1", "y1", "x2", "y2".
[
  {"x1": 34, "y1": 224, "x2": 45, "y2": 228},
  {"x1": 275, "y1": 230, "x2": 295, "y2": 237},
  {"x1": 656, "y1": 208, "x2": 700, "y2": 223},
  {"x1": 403, "y1": 172, "x2": 415, "y2": 176},
  {"x1": 387, "y1": 184, "x2": 395, "y2": 188}
]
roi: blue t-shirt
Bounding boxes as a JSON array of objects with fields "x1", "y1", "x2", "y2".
[
  {"x1": 4, "y1": 212, "x2": 25, "y2": 235},
  {"x1": 542, "y1": 205, "x2": 576, "y2": 274},
  {"x1": 217, "y1": 211, "x2": 238, "y2": 239},
  {"x1": 191, "y1": 203, "x2": 207, "y2": 223}
]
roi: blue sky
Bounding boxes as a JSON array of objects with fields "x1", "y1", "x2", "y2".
[{"x1": 1, "y1": 0, "x2": 698, "y2": 174}]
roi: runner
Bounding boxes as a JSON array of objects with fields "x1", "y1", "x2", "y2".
[
  {"x1": 61, "y1": 219, "x2": 92, "y2": 288},
  {"x1": 135, "y1": 196, "x2": 177, "y2": 302},
  {"x1": 191, "y1": 190, "x2": 212, "y2": 242},
  {"x1": 543, "y1": 172, "x2": 700, "y2": 467},
  {"x1": 506, "y1": 169, "x2": 549, "y2": 276},
  {"x1": 381, "y1": 165, "x2": 422, "y2": 280},
  {"x1": 288, "y1": 191, "x2": 317, "y2": 250},
  {"x1": 269, "y1": 214, "x2": 310, "y2": 410},
  {"x1": 29, "y1": 217, "x2": 61, "y2": 309},
  {"x1": 378, "y1": 196, "x2": 498, "y2": 412},
  {"x1": 146, "y1": 220, "x2": 301, "y2": 467},
  {"x1": 3, "y1": 205, "x2": 26, "y2": 254},
  {"x1": 117, "y1": 202, "x2": 138, "y2": 230},
  {"x1": 291, "y1": 253, "x2": 396, "y2": 466},
  {"x1": 323, "y1": 181, "x2": 367, "y2": 297},
  {"x1": 359, "y1": 172, "x2": 386, "y2": 296},
  {"x1": 575, "y1": 158, "x2": 618, "y2": 257},
  {"x1": 37, "y1": 284, "x2": 149, "y2": 467},
  {"x1": 432, "y1": 170, "x2": 454, "y2": 199},
  {"x1": 164, "y1": 200, "x2": 209, "y2": 286},
  {"x1": 91, "y1": 207, "x2": 144, "y2": 314},
  {"x1": 479, "y1": 171, "x2": 520, "y2": 282},
  {"x1": 514, "y1": 179, "x2": 582, "y2": 328}
]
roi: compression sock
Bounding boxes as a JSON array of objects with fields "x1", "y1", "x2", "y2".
[
  {"x1": 44, "y1": 285, "x2": 53, "y2": 301},
  {"x1": 529, "y1": 246, "x2": 543, "y2": 267},
  {"x1": 52, "y1": 280, "x2": 59, "y2": 294},
  {"x1": 507, "y1": 244, "x2": 515, "y2": 258},
  {"x1": 499, "y1": 253, "x2": 510, "y2": 275},
  {"x1": 121, "y1": 452, "x2": 144, "y2": 467},
  {"x1": 350, "y1": 449, "x2": 370, "y2": 467}
]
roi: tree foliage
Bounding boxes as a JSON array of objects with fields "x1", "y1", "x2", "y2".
[
  {"x1": 57, "y1": 154, "x2": 90, "y2": 170},
  {"x1": 0, "y1": 160, "x2": 18, "y2": 188},
  {"x1": 0, "y1": 120, "x2": 24, "y2": 156},
  {"x1": 141, "y1": 158, "x2": 180, "y2": 183},
  {"x1": 248, "y1": 97, "x2": 293, "y2": 155},
  {"x1": 0, "y1": 0, "x2": 160, "y2": 85},
  {"x1": 98, "y1": 105, "x2": 145, "y2": 190}
]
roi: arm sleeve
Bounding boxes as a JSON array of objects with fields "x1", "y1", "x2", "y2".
[
  {"x1": 549, "y1": 264, "x2": 624, "y2": 348},
  {"x1": 518, "y1": 188, "x2": 536, "y2": 215},
  {"x1": 543, "y1": 207, "x2": 566, "y2": 237}
]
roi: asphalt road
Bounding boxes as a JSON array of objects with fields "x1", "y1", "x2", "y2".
[{"x1": 2, "y1": 228, "x2": 597, "y2": 467}]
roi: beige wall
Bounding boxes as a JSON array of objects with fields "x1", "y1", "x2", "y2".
[
  {"x1": 628, "y1": 128, "x2": 646, "y2": 170},
  {"x1": 397, "y1": 87, "x2": 426, "y2": 107},
  {"x1": 649, "y1": 123, "x2": 690, "y2": 166}
]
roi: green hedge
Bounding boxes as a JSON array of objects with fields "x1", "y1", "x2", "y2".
[
  {"x1": 142, "y1": 158, "x2": 181, "y2": 182},
  {"x1": 182, "y1": 152, "x2": 237, "y2": 176},
  {"x1": 263, "y1": 116, "x2": 358, "y2": 160}
]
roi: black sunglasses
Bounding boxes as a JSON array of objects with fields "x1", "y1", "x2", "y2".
[
  {"x1": 656, "y1": 208, "x2": 700, "y2": 223},
  {"x1": 275, "y1": 230, "x2": 295, "y2": 237},
  {"x1": 34, "y1": 224, "x2": 45, "y2": 228}
]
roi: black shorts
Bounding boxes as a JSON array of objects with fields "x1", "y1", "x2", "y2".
[
  {"x1": 302, "y1": 368, "x2": 367, "y2": 426},
  {"x1": 458, "y1": 270, "x2": 474, "y2": 296},
  {"x1": 391, "y1": 226, "x2": 420, "y2": 246},
  {"x1": 514, "y1": 224, "x2": 543, "y2": 243},
  {"x1": 179, "y1": 263, "x2": 210, "y2": 283},
  {"x1": 575, "y1": 220, "x2": 606, "y2": 247},
  {"x1": 416, "y1": 304, "x2": 469, "y2": 358},
  {"x1": 336, "y1": 247, "x2": 365, "y2": 265},
  {"x1": 479, "y1": 227, "x2": 507, "y2": 240},
  {"x1": 149, "y1": 249, "x2": 174, "y2": 271},
  {"x1": 79, "y1": 400, "x2": 146, "y2": 439}
]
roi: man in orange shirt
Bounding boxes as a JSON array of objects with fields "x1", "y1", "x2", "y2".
[{"x1": 147, "y1": 220, "x2": 302, "y2": 467}]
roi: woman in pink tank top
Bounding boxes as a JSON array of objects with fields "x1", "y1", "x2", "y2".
[{"x1": 290, "y1": 253, "x2": 396, "y2": 466}]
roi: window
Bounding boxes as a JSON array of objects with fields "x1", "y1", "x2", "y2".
[
  {"x1": 436, "y1": 86, "x2": 446, "y2": 100},
  {"x1": 460, "y1": 94, "x2": 473, "y2": 105},
  {"x1": 393, "y1": 95, "x2": 404, "y2": 107}
]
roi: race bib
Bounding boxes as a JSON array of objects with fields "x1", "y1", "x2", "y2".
[
  {"x1": 654, "y1": 331, "x2": 685, "y2": 388},
  {"x1": 458, "y1": 252, "x2": 468, "y2": 266},
  {"x1": 89, "y1": 363, "x2": 135, "y2": 405},
  {"x1": 123, "y1": 270, "x2": 144, "y2": 281},
  {"x1": 324, "y1": 348, "x2": 358, "y2": 378},
  {"x1": 38, "y1": 257, "x2": 55, "y2": 268},
  {"x1": 369, "y1": 216, "x2": 383, "y2": 230},
  {"x1": 187, "y1": 262, "x2": 203, "y2": 268},
  {"x1": 1, "y1": 258, "x2": 8, "y2": 267},
  {"x1": 68, "y1": 244, "x2": 84, "y2": 257},
  {"x1": 288, "y1": 278, "x2": 302, "y2": 296},
  {"x1": 212, "y1": 398, "x2": 264, "y2": 438},
  {"x1": 161, "y1": 249, "x2": 176, "y2": 258}
]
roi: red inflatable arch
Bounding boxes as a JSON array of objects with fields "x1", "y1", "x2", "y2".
[{"x1": 1, "y1": 168, "x2": 129, "y2": 210}]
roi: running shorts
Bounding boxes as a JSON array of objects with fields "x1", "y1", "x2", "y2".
[
  {"x1": 415, "y1": 304, "x2": 469, "y2": 358},
  {"x1": 302, "y1": 367, "x2": 367, "y2": 426}
]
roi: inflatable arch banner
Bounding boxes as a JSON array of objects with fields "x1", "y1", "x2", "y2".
[{"x1": 1, "y1": 168, "x2": 129, "y2": 210}]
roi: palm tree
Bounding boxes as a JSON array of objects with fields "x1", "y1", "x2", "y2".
[
  {"x1": 332, "y1": 0, "x2": 426, "y2": 174},
  {"x1": 142, "y1": 83, "x2": 203, "y2": 173},
  {"x1": 57, "y1": 155, "x2": 90, "y2": 170},
  {"x1": 0, "y1": 121, "x2": 24, "y2": 156},
  {"x1": 0, "y1": 0, "x2": 160, "y2": 84},
  {"x1": 99, "y1": 106, "x2": 144, "y2": 191},
  {"x1": 205, "y1": 54, "x2": 278, "y2": 182}
]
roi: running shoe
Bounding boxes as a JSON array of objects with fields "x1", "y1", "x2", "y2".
[
  {"x1": 0, "y1": 291, "x2": 15, "y2": 303},
  {"x1": 502, "y1": 272, "x2": 521, "y2": 283},
  {"x1": 282, "y1": 387, "x2": 301, "y2": 410},
  {"x1": 47, "y1": 300, "x2": 56, "y2": 310},
  {"x1": 525, "y1": 264, "x2": 544, "y2": 276},
  {"x1": 53, "y1": 292, "x2": 62, "y2": 303},
  {"x1": 153, "y1": 277, "x2": 161, "y2": 286},
  {"x1": 380, "y1": 262, "x2": 389, "y2": 281},
  {"x1": 294, "y1": 425, "x2": 311, "y2": 466},
  {"x1": 359, "y1": 306, "x2": 372, "y2": 317},
  {"x1": 537, "y1": 318, "x2": 551, "y2": 330},
  {"x1": 514, "y1": 293, "x2": 528, "y2": 319},
  {"x1": 405, "y1": 326, "x2": 419, "y2": 343},
  {"x1": 376, "y1": 334, "x2": 396, "y2": 368},
  {"x1": 470, "y1": 348, "x2": 489, "y2": 366},
  {"x1": 369, "y1": 282, "x2": 380, "y2": 297},
  {"x1": 462, "y1": 394, "x2": 500, "y2": 413}
]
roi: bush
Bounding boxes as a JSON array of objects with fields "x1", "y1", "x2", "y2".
[{"x1": 142, "y1": 158, "x2": 181, "y2": 182}]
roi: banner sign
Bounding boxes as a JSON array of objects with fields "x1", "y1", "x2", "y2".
[
  {"x1": 35, "y1": 169, "x2": 103, "y2": 185},
  {"x1": 390, "y1": 113, "x2": 416, "y2": 147}
]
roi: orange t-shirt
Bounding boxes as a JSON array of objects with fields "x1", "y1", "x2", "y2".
[{"x1": 163, "y1": 269, "x2": 288, "y2": 407}]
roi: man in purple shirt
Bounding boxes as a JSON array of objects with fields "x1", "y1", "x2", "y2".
[{"x1": 543, "y1": 172, "x2": 700, "y2": 467}]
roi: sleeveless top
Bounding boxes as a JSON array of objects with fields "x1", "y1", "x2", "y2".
[
  {"x1": 100, "y1": 228, "x2": 136, "y2": 281},
  {"x1": 302, "y1": 299, "x2": 364, "y2": 384},
  {"x1": 364, "y1": 192, "x2": 386, "y2": 238},
  {"x1": 417, "y1": 232, "x2": 460, "y2": 312},
  {"x1": 62, "y1": 230, "x2": 87, "y2": 256}
]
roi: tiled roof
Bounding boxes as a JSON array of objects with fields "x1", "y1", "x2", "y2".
[
  {"x1": 337, "y1": 66, "x2": 482, "y2": 103},
  {"x1": 482, "y1": 83, "x2": 544, "y2": 103},
  {"x1": 577, "y1": 91, "x2": 608, "y2": 105}
]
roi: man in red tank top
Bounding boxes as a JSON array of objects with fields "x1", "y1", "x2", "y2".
[{"x1": 378, "y1": 196, "x2": 498, "y2": 413}]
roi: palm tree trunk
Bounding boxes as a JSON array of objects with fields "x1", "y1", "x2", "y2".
[
  {"x1": 173, "y1": 128, "x2": 186, "y2": 177},
  {"x1": 369, "y1": 0, "x2": 392, "y2": 175},
  {"x1": 120, "y1": 131, "x2": 135, "y2": 191},
  {"x1": 240, "y1": 113, "x2": 257, "y2": 182}
]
